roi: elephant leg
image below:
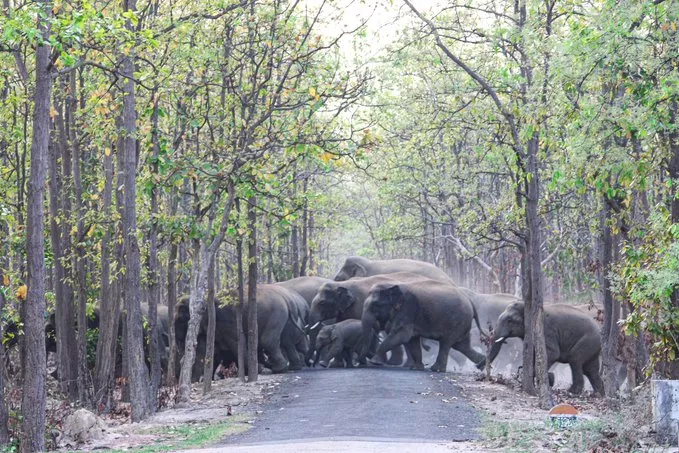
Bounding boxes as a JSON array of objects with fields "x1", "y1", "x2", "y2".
[
  {"x1": 283, "y1": 342, "x2": 304, "y2": 371},
  {"x1": 583, "y1": 356, "x2": 605, "y2": 397},
  {"x1": 344, "y1": 348, "x2": 354, "y2": 368},
  {"x1": 386, "y1": 345, "x2": 404, "y2": 366},
  {"x1": 451, "y1": 335, "x2": 485, "y2": 368},
  {"x1": 405, "y1": 337, "x2": 424, "y2": 370},
  {"x1": 431, "y1": 339, "x2": 452, "y2": 372},
  {"x1": 548, "y1": 372, "x2": 555, "y2": 387},
  {"x1": 261, "y1": 331, "x2": 288, "y2": 373},
  {"x1": 568, "y1": 362, "x2": 585, "y2": 395}
]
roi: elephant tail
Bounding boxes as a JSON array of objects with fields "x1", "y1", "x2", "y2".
[{"x1": 471, "y1": 302, "x2": 490, "y2": 341}]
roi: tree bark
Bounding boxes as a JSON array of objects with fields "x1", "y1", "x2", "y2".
[
  {"x1": 600, "y1": 197, "x2": 620, "y2": 396},
  {"x1": 94, "y1": 142, "x2": 119, "y2": 408},
  {"x1": 247, "y1": 196, "x2": 259, "y2": 382},
  {"x1": 166, "y1": 236, "x2": 179, "y2": 387},
  {"x1": 237, "y1": 217, "x2": 246, "y2": 382},
  {"x1": 120, "y1": 0, "x2": 153, "y2": 420},
  {"x1": 0, "y1": 221, "x2": 10, "y2": 444},
  {"x1": 147, "y1": 91, "x2": 162, "y2": 402},
  {"x1": 525, "y1": 136, "x2": 552, "y2": 409},
  {"x1": 20, "y1": 3, "x2": 51, "y2": 448},
  {"x1": 203, "y1": 258, "x2": 217, "y2": 393}
]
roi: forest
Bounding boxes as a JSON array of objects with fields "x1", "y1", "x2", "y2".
[{"x1": 0, "y1": 0, "x2": 678, "y2": 450}]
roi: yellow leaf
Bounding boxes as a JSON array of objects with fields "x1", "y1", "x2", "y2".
[
  {"x1": 309, "y1": 87, "x2": 316, "y2": 97},
  {"x1": 87, "y1": 224, "x2": 96, "y2": 237},
  {"x1": 104, "y1": 148, "x2": 111, "y2": 157},
  {"x1": 50, "y1": 106, "x2": 58, "y2": 119},
  {"x1": 2, "y1": 275, "x2": 8, "y2": 286},
  {"x1": 91, "y1": 193, "x2": 99, "y2": 201},
  {"x1": 320, "y1": 152, "x2": 333, "y2": 164},
  {"x1": 16, "y1": 285, "x2": 27, "y2": 300}
]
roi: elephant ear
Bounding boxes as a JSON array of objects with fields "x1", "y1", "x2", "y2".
[
  {"x1": 385, "y1": 285, "x2": 418, "y2": 320},
  {"x1": 336, "y1": 286, "x2": 355, "y2": 313},
  {"x1": 329, "y1": 325, "x2": 340, "y2": 343}
]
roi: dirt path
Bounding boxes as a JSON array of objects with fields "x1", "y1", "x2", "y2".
[{"x1": 220, "y1": 367, "x2": 481, "y2": 446}]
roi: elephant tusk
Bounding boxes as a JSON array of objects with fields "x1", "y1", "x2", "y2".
[
  {"x1": 304, "y1": 324, "x2": 310, "y2": 330},
  {"x1": 309, "y1": 321, "x2": 321, "y2": 330},
  {"x1": 494, "y1": 336, "x2": 505, "y2": 343}
]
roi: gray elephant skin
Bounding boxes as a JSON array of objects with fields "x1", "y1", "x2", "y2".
[
  {"x1": 484, "y1": 301, "x2": 605, "y2": 396},
  {"x1": 275, "y1": 276, "x2": 332, "y2": 364},
  {"x1": 362, "y1": 280, "x2": 486, "y2": 372},
  {"x1": 334, "y1": 256, "x2": 453, "y2": 284},
  {"x1": 174, "y1": 284, "x2": 308, "y2": 381},
  {"x1": 315, "y1": 319, "x2": 364, "y2": 368}
]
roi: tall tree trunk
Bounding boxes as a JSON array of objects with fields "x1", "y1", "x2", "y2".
[
  {"x1": 178, "y1": 184, "x2": 235, "y2": 401},
  {"x1": 69, "y1": 71, "x2": 91, "y2": 406},
  {"x1": 247, "y1": 196, "x2": 259, "y2": 382},
  {"x1": 166, "y1": 232, "x2": 179, "y2": 387},
  {"x1": 524, "y1": 137, "x2": 552, "y2": 409},
  {"x1": 20, "y1": 4, "x2": 51, "y2": 448},
  {"x1": 203, "y1": 259, "x2": 216, "y2": 393},
  {"x1": 53, "y1": 76, "x2": 79, "y2": 402},
  {"x1": 94, "y1": 142, "x2": 118, "y2": 408},
  {"x1": 48, "y1": 112, "x2": 77, "y2": 400},
  {"x1": 120, "y1": 0, "x2": 153, "y2": 420},
  {"x1": 147, "y1": 91, "x2": 162, "y2": 401}
]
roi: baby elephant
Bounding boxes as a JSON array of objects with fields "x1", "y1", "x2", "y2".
[{"x1": 315, "y1": 319, "x2": 363, "y2": 368}]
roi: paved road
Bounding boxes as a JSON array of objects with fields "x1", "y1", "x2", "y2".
[{"x1": 221, "y1": 367, "x2": 480, "y2": 446}]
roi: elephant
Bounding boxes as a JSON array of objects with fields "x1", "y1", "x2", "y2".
[
  {"x1": 174, "y1": 284, "x2": 308, "y2": 380},
  {"x1": 446, "y1": 290, "x2": 522, "y2": 373},
  {"x1": 308, "y1": 272, "x2": 427, "y2": 366},
  {"x1": 314, "y1": 319, "x2": 364, "y2": 368},
  {"x1": 275, "y1": 276, "x2": 332, "y2": 364},
  {"x1": 481, "y1": 301, "x2": 605, "y2": 396},
  {"x1": 333, "y1": 256, "x2": 454, "y2": 284},
  {"x1": 361, "y1": 279, "x2": 486, "y2": 372},
  {"x1": 275, "y1": 276, "x2": 333, "y2": 307}
]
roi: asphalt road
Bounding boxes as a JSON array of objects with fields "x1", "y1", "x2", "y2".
[{"x1": 221, "y1": 367, "x2": 481, "y2": 446}]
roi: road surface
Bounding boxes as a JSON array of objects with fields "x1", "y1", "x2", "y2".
[{"x1": 214, "y1": 367, "x2": 481, "y2": 450}]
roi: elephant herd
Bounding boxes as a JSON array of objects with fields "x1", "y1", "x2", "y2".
[
  {"x1": 175, "y1": 256, "x2": 606, "y2": 396},
  {"x1": 1, "y1": 256, "x2": 605, "y2": 396}
]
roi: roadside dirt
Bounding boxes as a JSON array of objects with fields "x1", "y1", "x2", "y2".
[{"x1": 57, "y1": 375, "x2": 289, "y2": 451}]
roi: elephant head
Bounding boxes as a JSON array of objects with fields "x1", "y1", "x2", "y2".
[
  {"x1": 333, "y1": 256, "x2": 368, "y2": 281},
  {"x1": 487, "y1": 301, "x2": 525, "y2": 365},
  {"x1": 308, "y1": 283, "x2": 355, "y2": 327},
  {"x1": 360, "y1": 283, "x2": 418, "y2": 359},
  {"x1": 314, "y1": 324, "x2": 341, "y2": 367}
]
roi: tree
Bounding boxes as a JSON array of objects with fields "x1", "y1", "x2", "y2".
[{"x1": 20, "y1": 0, "x2": 52, "y2": 448}]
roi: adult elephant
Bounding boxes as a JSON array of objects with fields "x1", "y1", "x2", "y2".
[
  {"x1": 480, "y1": 301, "x2": 605, "y2": 396},
  {"x1": 334, "y1": 256, "x2": 454, "y2": 284},
  {"x1": 361, "y1": 279, "x2": 486, "y2": 372},
  {"x1": 275, "y1": 276, "x2": 331, "y2": 365},
  {"x1": 175, "y1": 284, "x2": 308, "y2": 380}
]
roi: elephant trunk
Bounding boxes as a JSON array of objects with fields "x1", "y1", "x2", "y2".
[
  {"x1": 358, "y1": 313, "x2": 377, "y2": 363},
  {"x1": 487, "y1": 326, "x2": 510, "y2": 365}
]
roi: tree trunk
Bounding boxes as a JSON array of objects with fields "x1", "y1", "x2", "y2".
[
  {"x1": 147, "y1": 91, "x2": 162, "y2": 402},
  {"x1": 20, "y1": 5, "x2": 51, "y2": 448},
  {"x1": 178, "y1": 184, "x2": 235, "y2": 401},
  {"x1": 203, "y1": 259, "x2": 216, "y2": 393},
  {"x1": 94, "y1": 142, "x2": 118, "y2": 408},
  {"x1": 69, "y1": 70, "x2": 91, "y2": 407},
  {"x1": 120, "y1": 0, "x2": 153, "y2": 420},
  {"x1": 48, "y1": 110, "x2": 77, "y2": 400},
  {"x1": 166, "y1": 236, "x2": 179, "y2": 387},
  {"x1": 247, "y1": 196, "x2": 259, "y2": 382},
  {"x1": 600, "y1": 197, "x2": 620, "y2": 396},
  {"x1": 236, "y1": 199, "x2": 246, "y2": 382},
  {"x1": 0, "y1": 221, "x2": 10, "y2": 444},
  {"x1": 524, "y1": 136, "x2": 552, "y2": 409}
]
